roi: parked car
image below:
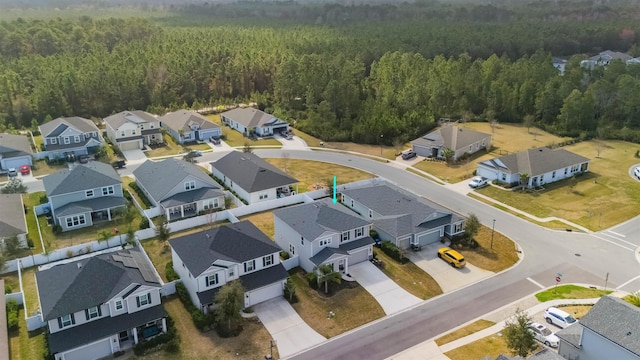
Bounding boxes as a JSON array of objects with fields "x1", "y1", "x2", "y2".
[
  {"x1": 469, "y1": 176, "x2": 489, "y2": 188},
  {"x1": 544, "y1": 307, "x2": 577, "y2": 328},
  {"x1": 188, "y1": 150, "x2": 202, "y2": 157},
  {"x1": 7, "y1": 168, "x2": 18, "y2": 177},
  {"x1": 20, "y1": 165, "x2": 30, "y2": 175},
  {"x1": 634, "y1": 166, "x2": 640, "y2": 179},
  {"x1": 210, "y1": 136, "x2": 221, "y2": 145},
  {"x1": 437, "y1": 247, "x2": 466, "y2": 268},
  {"x1": 78, "y1": 155, "x2": 90, "y2": 163},
  {"x1": 401, "y1": 150, "x2": 417, "y2": 160},
  {"x1": 528, "y1": 322, "x2": 559, "y2": 347},
  {"x1": 112, "y1": 159, "x2": 126, "y2": 169}
]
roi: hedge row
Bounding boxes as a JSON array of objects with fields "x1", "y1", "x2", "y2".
[
  {"x1": 380, "y1": 240, "x2": 408, "y2": 264},
  {"x1": 210, "y1": 175, "x2": 248, "y2": 205},
  {"x1": 175, "y1": 282, "x2": 215, "y2": 331},
  {"x1": 165, "y1": 262, "x2": 180, "y2": 282},
  {"x1": 6, "y1": 299, "x2": 19, "y2": 331},
  {"x1": 128, "y1": 182, "x2": 153, "y2": 208}
]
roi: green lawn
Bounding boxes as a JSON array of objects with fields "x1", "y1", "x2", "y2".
[
  {"x1": 435, "y1": 319, "x2": 496, "y2": 346},
  {"x1": 535, "y1": 285, "x2": 612, "y2": 302},
  {"x1": 22, "y1": 193, "x2": 46, "y2": 254},
  {"x1": 30, "y1": 159, "x2": 68, "y2": 177},
  {"x1": 1, "y1": 272, "x2": 20, "y2": 293},
  {"x1": 374, "y1": 250, "x2": 442, "y2": 300},
  {"x1": 9, "y1": 308, "x2": 46, "y2": 360},
  {"x1": 146, "y1": 134, "x2": 189, "y2": 158},
  {"x1": 140, "y1": 239, "x2": 173, "y2": 282},
  {"x1": 264, "y1": 159, "x2": 373, "y2": 193},
  {"x1": 445, "y1": 331, "x2": 535, "y2": 360},
  {"x1": 21, "y1": 267, "x2": 40, "y2": 316},
  {"x1": 206, "y1": 114, "x2": 282, "y2": 147},
  {"x1": 32, "y1": 134, "x2": 43, "y2": 151},
  {"x1": 122, "y1": 176, "x2": 150, "y2": 210}
]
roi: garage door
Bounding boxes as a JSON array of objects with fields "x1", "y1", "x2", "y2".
[
  {"x1": 198, "y1": 129, "x2": 221, "y2": 141},
  {"x1": 247, "y1": 282, "x2": 283, "y2": 307},
  {"x1": 119, "y1": 140, "x2": 141, "y2": 151},
  {"x1": 349, "y1": 248, "x2": 370, "y2": 265},
  {"x1": 476, "y1": 166, "x2": 497, "y2": 181},
  {"x1": 2, "y1": 156, "x2": 31, "y2": 170},
  {"x1": 62, "y1": 337, "x2": 111, "y2": 360},
  {"x1": 416, "y1": 230, "x2": 441, "y2": 246}
]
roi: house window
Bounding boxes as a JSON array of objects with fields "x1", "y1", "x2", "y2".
[
  {"x1": 301, "y1": 236, "x2": 304, "y2": 245},
  {"x1": 341, "y1": 231, "x2": 350, "y2": 243},
  {"x1": 468, "y1": 145, "x2": 472, "y2": 152},
  {"x1": 136, "y1": 293, "x2": 151, "y2": 307},
  {"x1": 203, "y1": 199, "x2": 217, "y2": 210},
  {"x1": 131, "y1": 130, "x2": 136, "y2": 135},
  {"x1": 482, "y1": 140, "x2": 486, "y2": 147},
  {"x1": 228, "y1": 267, "x2": 234, "y2": 277},
  {"x1": 565, "y1": 168, "x2": 568, "y2": 175},
  {"x1": 84, "y1": 133, "x2": 90, "y2": 139},
  {"x1": 213, "y1": 198, "x2": 219, "y2": 208},
  {"x1": 501, "y1": 174, "x2": 507, "y2": 181},
  {"x1": 66, "y1": 215, "x2": 86, "y2": 228},
  {"x1": 206, "y1": 273, "x2": 219, "y2": 287},
  {"x1": 102, "y1": 186, "x2": 114, "y2": 195},
  {"x1": 139, "y1": 124, "x2": 144, "y2": 130},
  {"x1": 454, "y1": 223, "x2": 463, "y2": 233},
  {"x1": 64, "y1": 137, "x2": 71, "y2": 144},
  {"x1": 185, "y1": 181, "x2": 196, "y2": 191},
  {"x1": 355, "y1": 227, "x2": 364, "y2": 237},
  {"x1": 59, "y1": 314, "x2": 75, "y2": 328},
  {"x1": 259, "y1": 193, "x2": 268, "y2": 200},
  {"x1": 51, "y1": 138, "x2": 57, "y2": 144},
  {"x1": 289, "y1": 243, "x2": 295, "y2": 256},
  {"x1": 86, "y1": 306, "x2": 100, "y2": 320},
  {"x1": 263, "y1": 254, "x2": 274, "y2": 267},
  {"x1": 115, "y1": 300, "x2": 123, "y2": 311},
  {"x1": 150, "y1": 124, "x2": 154, "y2": 129},
  {"x1": 319, "y1": 238, "x2": 331, "y2": 247},
  {"x1": 244, "y1": 260, "x2": 256, "y2": 272},
  {"x1": 85, "y1": 189, "x2": 94, "y2": 198},
  {"x1": 341, "y1": 194, "x2": 345, "y2": 202},
  {"x1": 74, "y1": 135, "x2": 80, "y2": 143}
]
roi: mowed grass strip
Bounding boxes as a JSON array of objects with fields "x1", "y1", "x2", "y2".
[
  {"x1": 21, "y1": 267, "x2": 40, "y2": 317},
  {"x1": 374, "y1": 250, "x2": 442, "y2": 300},
  {"x1": 264, "y1": 159, "x2": 373, "y2": 193},
  {"x1": 435, "y1": 319, "x2": 496, "y2": 346},
  {"x1": 9, "y1": 308, "x2": 46, "y2": 360},
  {"x1": 458, "y1": 226, "x2": 519, "y2": 273},
  {"x1": 22, "y1": 193, "x2": 45, "y2": 254},
  {"x1": 444, "y1": 331, "x2": 523, "y2": 360},
  {"x1": 140, "y1": 239, "x2": 173, "y2": 283},
  {"x1": 535, "y1": 285, "x2": 611, "y2": 302},
  {"x1": 289, "y1": 269, "x2": 384, "y2": 338},
  {"x1": 239, "y1": 211, "x2": 275, "y2": 240}
]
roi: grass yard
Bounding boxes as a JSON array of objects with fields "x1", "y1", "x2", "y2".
[
  {"x1": 373, "y1": 250, "x2": 442, "y2": 300},
  {"x1": 557, "y1": 304, "x2": 593, "y2": 319},
  {"x1": 20, "y1": 267, "x2": 40, "y2": 317},
  {"x1": 9, "y1": 308, "x2": 47, "y2": 360},
  {"x1": 146, "y1": 134, "x2": 190, "y2": 158},
  {"x1": 122, "y1": 176, "x2": 150, "y2": 210},
  {"x1": 239, "y1": 211, "x2": 275, "y2": 240},
  {"x1": 289, "y1": 269, "x2": 384, "y2": 338},
  {"x1": 22, "y1": 193, "x2": 46, "y2": 254},
  {"x1": 444, "y1": 331, "x2": 522, "y2": 360},
  {"x1": 140, "y1": 239, "x2": 173, "y2": 282},
  {"x1": 435, "y1": 319, "x2": 496, "y2": 346},
  {"x1": 32, "y1": 134, "x2": 43, "y2": 151},
  {"x1": 1, "y1": 272, "x2": 20, "y2": 293},
  {"x1": 30, "y1": 159, "x2": 68, "y2": 177},
  {"x1": 264, "y1": 159, "x2": 374, "y2": 192},
  {"x1": 457, "y1": 225, "x2": 519, "y2": 272},
  {"x1": 206, "y1": 114, "x2": 281, "y2": 147},
  {"x1": 133, "y1": 295, "x2": 278, "y2": 360},
  {"x1": 291, "y1": 128, "x2": 323, "y2": 147},
  {"x1": 535, "y1": 285, "x2": 611, "y2": 302}
]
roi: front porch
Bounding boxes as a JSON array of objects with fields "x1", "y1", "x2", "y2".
[
  {"x1": 166, "y1": 203, "x2": 197, "y2": 221},
  {"x1": 277, "y1": 185, "x2": 296, "y2": 198}
]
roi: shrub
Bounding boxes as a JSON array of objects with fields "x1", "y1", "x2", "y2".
[
  {"x1": 123, "y1": 190, "x2": 133, "y2": 202},
  {"x1": 165, "y1": 262, "x2": 179, "y2": 282},
  {"x1": 369, "y1": 229, "x2": 379, "y2": 239},
  {"x1": 133, "y1": 316, "x2": 179, "y2": 356},
  {"x1": 380, "y1": 240, "x2": 407, "y2": 263},
  {"x1": 6, "y1": 299, "x2": 19, "y2": 331},
  {"x1": 65, "y1": 250, "x2": 74, "y2": 258},
  {"x1": 279, "y1": 250, "x2": 290, "y2": 260},
  {"x1": 26, "y1": 236, "x2": 34, "y2": 248},
  {"x1": 129, "y1": 182, "x2": 153, "y2": 208},
  {"x1": 139, "y1": 218, "x2": 150, "y2": 230},
  {"x1": 52, "y1": 225, "x2": 62, "y2": 235},
  {"x1": 4, "y1": 284, "x2": 12, "y2": 294},
  {"x1": 175, "y1": 282, "x2": 214, "y2": 331}
]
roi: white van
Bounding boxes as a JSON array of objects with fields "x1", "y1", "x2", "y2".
[{"x1": 544, "y1": 307, "x2": 577, "y2": 328}]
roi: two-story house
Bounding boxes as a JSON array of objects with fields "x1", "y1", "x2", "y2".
[
  {"x1": 42, "y1": 162, "x2": 127, "y2": 232},
  {"x1": 340, "y1": 182, "x2": 465, "y2": 249},
  {"x1": 210, "y1": 151, "x2": 298, "y2": 204},
  {"x1": 35, "y1": 248, "x2": 167, "y2": 360},
  {"x1": 411, "y1": 124, "x2": 492, "y2": 161},
  {"x1": 133, "y1": 158, "x2": 225, "y2": 220},
  {"x1": 0, "y1": 133, "x2": 33, "y2": 170},
  {"x1": 170, "y1": 221, "x2": 289, "y2": 312},
  {"x1": 160, "y1": 110, "x2": 221, "y2": 144},
  {"x1": 273, "y1": 199, "x2": 374, "y2": 274},
  {"x1": 557, "y1": 296, "x2": 640, "y2": 360},
  {"x1": 104, "y1": 110, "x2": 163, "y2": 151},
  {"x1": 39, "y1": 117, "x2": 103, "y2": 159},
  {"x1": 220, "y1": 107, "x2": 289, "y2": 137}
]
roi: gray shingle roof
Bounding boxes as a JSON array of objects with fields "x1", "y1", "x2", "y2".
[
  {"x1": 0, "y1": 194, "x2": 27, "y2": 237},
  {"x1": 412, "y1": 125, "x2": 490, "y2": 152},
  {"x1": 528, "y1": 348, "x2": 565, "y2": 360},
  {"x1": 211, "y1": 151, "x2": 297, "y2": 193},
  {"x1": 273, "y1": 198, "x2": 371, "y2": 240},
  {"x1": 341, "y1": 183, "x2": 458, "y2": 238},
  {"x1": 39, "y1": 117, "x2": 99, "y2": 137},
  {"x1": 104, "y1": 110, "x2": 157, "y2": 130},
  {"x1": 160, "y1": 110, "x2": 220, "y2": 132},
  {"x1": 48, "y1": 305, "x2": 166, "y2": 354},
  {"x1": 43, "y1": 162, "x2": 122, "y2": 196},
  {"x1": 0, "y1": 133, "x2": 32, "y2": 157},
  {"x1": 55, "y1": 196, "x2": 127, "y2": 217},
  {"x1": 160, "y1": 187, "x2": 224, "y2": 208},
  {"x1": 134, "y1": 158, "x2": 221, "y2": 204},
  {"x1": 169, "y1": 221, "x2": 281, "y2": 277},
  {"x1": 555, "y1": 322, "x2": 582, "y2": 349},
  {"x1": 578, "y1": 296, "x2": 640, "y2": 355},
  {"x1": 221, "y1": 108, "x2": 288, "y2": 128},
  {"x1": 479, "y1": 147, "x2": 590, "y2": 177},
  {"x1": 36, "y1": 248, "x2": 161, "y2": 321},
  {"x1": 308, "y1": 237, "x2": 374, "y2": 266}
]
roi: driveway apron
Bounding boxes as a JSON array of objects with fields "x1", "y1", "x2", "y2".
[
  {"x1": 122, "y1": 149, "x2": 147, "y2": 164},
  {"x1": 349, "y1": 262, "x2": 422, "y2": 315},
  {"x1": 253, "y1": 298, "x2": 326, "y2": 358}
]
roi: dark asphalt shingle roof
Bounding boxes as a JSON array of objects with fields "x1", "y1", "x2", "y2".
[
  {"x1": 134, "y1": 158, "x2": 221, "y2": 204},
  {"x1": 555, "y1": 322, "x2": 582, "y2": 349},
  {"x1": 211, "y1": 151, "x2": 297, "y2": 193},
  {"x1": 43, "y1": 162, "x2": 122, "y2": 196},
  {"x1": 221, "y1": 108, "x2": 288, "y2": 128},
  {"x1": 0, "y1": 194, "x2": 27, "y2": 237},
  {"x1": 36, "y1": 248, "x2": 161, "y2": 321},
  {"x1": 169, "y1": 221, "x2": 280, "y2": 277},
  {"x1": 479, "y1": 147, "x2": 590, "y2": 177},
  {"x1": 341, "y1": 183, "x2": 459, "y2": 237},
  {"x1": 578, "y1": 296, "x2": 640, "y2": 355},
  {"x1": 48, "y1": 305, "x2": 166, "y2": 354},
  {"x1": 0, "y1": 133, "x2": 32, "y2": 157},
  {"x1": 412, "y1": 125, "x2": 490, "y2": 152},
  {"x1": 160, "y1": 110, "x2": 220, "y2": 132},
  {"x1": 42, "y1": 136, "x2": 102, "y2": 151},
  {"x1": 308, "y1": 237, "x2": 374, "y2": 265},
  {"x1": 55, "y1": 196, "x2": 127, "y2": 217},
  {"x1": 528, "y1": 348, "x2": 565, "y2": 360},
  {"x1": 160, "y1": 187, "x2": 224, "y2": 208},
  {"x1": 39, "y1": 117, "x2": 99, "y2": 138},
  {"x1": 273, "y1": 198, "x2": 371, "y2": 240}
]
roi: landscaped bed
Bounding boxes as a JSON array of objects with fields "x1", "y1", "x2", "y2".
[
  {"x1": 535, "y1": 285, "x2": 611, "y2": 302},
  {"x1": 264, "y1": 159, "x2": 373, "y2": 192}
]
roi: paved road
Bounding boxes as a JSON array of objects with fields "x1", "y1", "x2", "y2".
[{"x1": 248, "y1": 149, "x2": 640, "y2": 360}]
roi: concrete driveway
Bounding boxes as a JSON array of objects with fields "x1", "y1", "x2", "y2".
[
  {"x1": 407, "y1": 243, "x2": 494, "y2": 293},
  {"x1": 349, "y1": 262, "x2": 422, "y2": 315},
  {"x1": 253, "y1": 298, "x2": 325, "y2": 358},
  {"x1": 122, "y1": 149, "x2": 147, "y2": 164},
  {"x1": 276, "y1": 135, "x2": 309, "y2": 150}
]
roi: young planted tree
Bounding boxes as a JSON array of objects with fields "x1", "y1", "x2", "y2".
[
  {"x1": 503, "y1": 309, "x2": 536, "y2": 357},
  {"x1": 155, "y1": 222, "x2": 171, "y2": 248},
  {"x1": 1, "y1": 178, "x2": 28, "y2": 194},
  {"x1": 284, "y1": 277, "x2": 297, "y2": 303},
  {"x1": 442, "y1": 148, "x2": 455, "y2": 164},
  {"x1": 308, "y1": 264, "x2": 341, "y2": 294},
  {"x1": 519, "y1": 173, "x2": 530, "y2": 189},
  {"x1": 214, "y1": 280, "x2": 245, "y2": 336},
  {"x1": 242, "y1": 142, "x2": 253, "y2": 153},
  {"x1": 463, "y1": 214, "x2": 480, "y2": 244},
  {"x1": 3, "y1": 234, "x2": 23, "y2": 256}
]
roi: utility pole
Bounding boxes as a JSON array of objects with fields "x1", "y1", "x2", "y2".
[{"x1": 491, "y1": 219, "x2": 496, "y2": 249}]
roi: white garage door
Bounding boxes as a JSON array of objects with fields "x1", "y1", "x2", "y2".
[
  {"x1": 62, "y1": 337, "x2": 111, "y2": 360},
  {"x1": 119, "y1": 140, "x2": 141, "y2": 151},
  {"x1": 2, "y1": 156, "x2": 31, "y2": 170},
  {"x1": 416, "y1": 230, "x2": 440, "y2": 246},
  {"x1": 349, "y1": 248, "x2": 370, "y2": 265},
  {"x1": 247, "y1": 282, "x2": 283, "y2": 307},
  {"x1": 476, "y1": 167, "x2": 497, "y2": 181}
]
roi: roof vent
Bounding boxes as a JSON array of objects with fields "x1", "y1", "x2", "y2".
[
  {"x1": 539, "y1": 148, "x2": 544, "y2": 152},
  {"x1": 77, "y1": 263, "x2": 82, "y2": 269},
  {"x1": 628, "y1": 331, "x2": 632, "y2": 336},
  {"x1": 205, "y1": 233, "x2": 211, "y2": 239},
  {"x1": 259, "y1": 168, "x2": 266, "y2": 172}
]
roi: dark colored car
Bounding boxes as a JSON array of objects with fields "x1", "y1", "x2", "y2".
[
  {"x1": 401, "y1": 150, "x2": 417, "y2": 160},
  {"x1": 112, "y1": 159, "x2": 126, "y2": 169},
  {"x1": 78, "y1": 155, "x2": 90, "y2": 164},
  {"x1": 210, "y1": 136, "x2": 221, "y2": 145}
]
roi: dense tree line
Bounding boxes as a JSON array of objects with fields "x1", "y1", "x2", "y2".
[{"x1": 1, "y1": 3, "x2": 640, "y2": 143}]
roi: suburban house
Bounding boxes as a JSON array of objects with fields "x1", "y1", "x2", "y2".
[
  {"x1": 0, "y1": 133, "x2": 33, "y2": 170},
  {"x1": 340, "y1": 182, "x2": 465, "y2": 249},
  {"x1": 411, "y1": 124, "x2": 492, "y2": 161},
  {"x1": 160, "y1": 110, "x2": 221, "y2": 144},
  {"x1": 169, "y1": 221, "x2": 289, "y2": 312},
  {"x1": 133, "y1": 158, "x2": 225, "y2": 220},
  {"x1": 210, "y1": 151, "x2": 298, "y2": 204},
  {"x1": 476, "y1": 147, "x2": 590, "y2": 188},
  {"x1": 552, "y1": 57, "x2": 568, "y2": 75},
  {"x1": 104, "y1": 110, "x2": 163, "y2": 151},
  {"x1": 42, "y1": 162, "x2": 127, "y2": 232},
  {"x1": 35, "y1": 248, "x2": 167, "y2": 360},
  {"x1": 580, "y1": 50, "x2": 633, "y2": 69},
  {"x1": 557, "y1": 296, "x2": 640, "y2": 360},
  {"x1": 0, "y1": 194, "x2": 28, "y2": 249},
  {"x1": 39, "y1": 117, "x2": 103, "y2": 159},
  {"x1": 220, "y1": 107, "x2": 289, "y2": 137},
  {"x1": 273, "y1": 198, "x2": 374, "y2": 274}
]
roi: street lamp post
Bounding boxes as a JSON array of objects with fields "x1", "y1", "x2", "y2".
[
  {"x1": 380, "y1": 134, "x2": 384, "y2": 156},
  {"x1": 491, "y1": 219, "x2": 496, "y2": 249}
]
